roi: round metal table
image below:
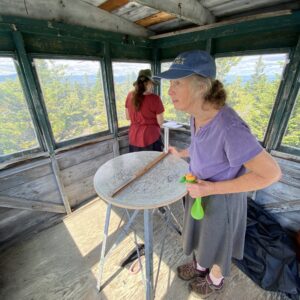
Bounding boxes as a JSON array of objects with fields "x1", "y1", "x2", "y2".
[{"x1": 94, "y1": 151, "x2": 188, "y2": 300}]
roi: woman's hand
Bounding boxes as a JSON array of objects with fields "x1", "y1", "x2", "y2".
[
  {"x1": 186, "y1": 179, "x2": 215, "y2": 198},
  {"x1": 168, "y1": 146, "x2": 189, "y2": 158},
  {"x1": 168, "y1": 146, "x2": 181, "y2": 157}
]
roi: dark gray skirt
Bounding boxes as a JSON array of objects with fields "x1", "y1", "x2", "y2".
[{"x1": 182, "y1": 193, "x2": 247, "y2": 276}]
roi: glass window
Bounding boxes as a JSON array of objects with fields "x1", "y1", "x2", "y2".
[
  {"x1": 112, "y1": 62, "x2": 151, "y2": 128},
  {"x1": 34, "y1": 58, "x2": 108, "y2": 143},
  {"x1": 216, "y1": 54, "x2": 288, "y2": 141},
  {"x1": 160, "y1": 62, "x2": 189, "y2": 124},
  {"x1": 0, "y1": 57, "x2": 39, "y2": 156},
  {"x1": 282, "y1": 89, "x2": 300, "y2": 148}
]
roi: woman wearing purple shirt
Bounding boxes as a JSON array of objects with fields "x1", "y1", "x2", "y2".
[{"x1": 155, "y1": 50, "x2": 281, "y2": 298}]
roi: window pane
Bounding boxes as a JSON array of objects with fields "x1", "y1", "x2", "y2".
[
  {"x1": 216, "y1": 54, "x2": 288, "y2": 141},
  {"x1": 282, "y1": 89, "x2": 300, "y2": 148},
  {"x1": 34, "y1": 59, "x2": 108, "y2": 143},
  {"x1": 0, "y1": 57, "x2": 39, "y2": 156},
  {"x1": 161, "y1": 62, "x2": 189, "y2": 124},
  {"x1": 112, "y1": 62, "x2": 151, "y2": 128}
]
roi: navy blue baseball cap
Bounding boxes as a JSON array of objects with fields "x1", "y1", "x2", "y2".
[{"x1": 155, "y1": 50, "x2": 216, "y2": 80}]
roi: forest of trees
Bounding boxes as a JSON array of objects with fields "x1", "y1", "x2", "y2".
[
  {"x1": 0, "y1": 60, "x2": 38, "y2": 155},
  {"x1": 0, "y1": 58, "x2": 109, "y2": 156},
  {"x1": 0, "y1": 55, "x2": 299, "y2": 157},
  {"x1": 35, "y1": 60, "x2": 108, "y2": 142}
]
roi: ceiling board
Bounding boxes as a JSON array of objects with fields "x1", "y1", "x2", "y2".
[
  {"x1": 113, "y1": 3, "x2": 159, "y2": 22},
  {"x1": 99, "y1": 0, "x2": 129, "y2": 12},
  {"x1": 206, "y1": 0, "x2": 293, "y2": 16},
  {"x1": 136, "y1": 12, "x2": 176, "y2": 27}
]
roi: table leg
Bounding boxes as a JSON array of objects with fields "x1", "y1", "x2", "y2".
[
  {"x1": 144, "y1": 209, "x2": 153, "y2": 300},
  {"x1": 154, "y1": 207, "x2": 170, "y2": 295},
  {"x1": 97, "y1": 203, "x2": 112, "y2": 292},
  {"x1": 97, "y1": 207, "x2": 139, "y2": 292}
]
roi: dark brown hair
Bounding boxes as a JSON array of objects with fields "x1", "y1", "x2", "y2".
[
  {"x1": 132, "y1": 76, "x2": 150, "y2": 111},
  {"x1": 204, "y1": 79, "x2": 227, "y2": 108}
]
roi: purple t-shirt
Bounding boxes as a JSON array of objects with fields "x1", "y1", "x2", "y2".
[{"x1": 188, "y1": 104, "x2": 263, "y2": 182}]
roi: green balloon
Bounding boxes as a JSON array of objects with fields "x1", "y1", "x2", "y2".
[{"x1": 191, "y1": 198, "x2": 204, "y2": 220}]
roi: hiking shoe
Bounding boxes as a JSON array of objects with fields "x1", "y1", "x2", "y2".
[
  {"x1": 189, "y1": 275, "x2": 224, "y2": 298},
  {"x1": 177, "y1": 260, "x2": 209, "y2": 281}
]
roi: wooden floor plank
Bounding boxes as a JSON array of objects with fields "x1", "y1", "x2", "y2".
[{"x1": 0, "y1": 198, "x2": 289, "y2": 300}]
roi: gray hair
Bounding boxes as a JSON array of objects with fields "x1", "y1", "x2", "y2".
[
  {"x1": 189, "y1": 74, "x2": 227, "y2": 108},
  {"x1": 189, "y1": 74, "x2": 212, "y2": 94}
]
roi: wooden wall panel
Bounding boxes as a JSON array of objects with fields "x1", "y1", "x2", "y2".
[
  {"x1": 169, "y1": 129, "x2": 191, "y2": 149},
  {"x1": 118, "y1": 136, "x2": 129, "y2": 155},
  {"x1": 0, "y1": 174, "x2": 62, "y2": 204},
  {"x1": 0, "y1": 208, "x2": 28, "y2": 228},
  {"x1": 61, "y1": 154, "x2": 113, "y2": 187},
  {"x1": 64, "y1": 152, "x2": 114, "y2": 207},
  {"x1": 214, "y1": 29, "x2": 299, "y2": 54},
  {"x1": 0, "y1": 160, "x2": 52, "y2": 191},
  {"x1": 0, "y1": 32, "x2": 14, "y2": 51},
  {"x1": 0, "y1": 209, "x2": 60, "y2": 251},
  {"x1": 65, "y1": 175, "x2": 97, "y2": 208},
  {"x1": 57, "y1": 140, "x2": 115, "y2": 206},
  {"x1": 23, "y1": 33, "x2": 104, "y2": 57},
  {"x1": 56, "y1": 140, "x2": 114, "y2": 170}
]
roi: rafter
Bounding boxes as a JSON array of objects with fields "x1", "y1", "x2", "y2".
[
  {"x1": 132, "y1": 0, "x2": 215, "y2": 25},
  {"x1": 0, "y1": 0, "x2": 153, "y2": 37}
]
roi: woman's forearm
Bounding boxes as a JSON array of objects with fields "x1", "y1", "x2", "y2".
[
  {"x1": 212, "y1": 170, "x2": 281, "y2": 195},
  {"x1": 213, "y1": 150, "x2": 281, "y2": 195},
  {"x1": 179, "y1": 148, "x2": 189, "y2": 158},
  {"x1": 156, "y1": 113, "x2": 164, "y2": 126}
]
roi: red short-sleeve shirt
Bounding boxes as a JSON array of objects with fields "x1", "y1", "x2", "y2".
[{"x1": 125, "y1": 92, "x2": 164, "y2": 147}]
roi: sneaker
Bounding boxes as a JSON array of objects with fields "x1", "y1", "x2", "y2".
[
  {"x1": 177, "y1": 260, "x2": 209, "y2": 281},
  {"x1": 189, "y1": 275, "x2": 224, "y2": 298}
]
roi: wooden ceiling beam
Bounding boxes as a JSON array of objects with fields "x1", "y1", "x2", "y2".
[
  {"x1": 135, "y1": 11, "x2": 176, "y2": 27},
  {"x1": 0, "y1": 0, "x2": 153, "y2": 37},
  {"x1": 132, "y1": 0, "x2": 215, "y2": 25}
]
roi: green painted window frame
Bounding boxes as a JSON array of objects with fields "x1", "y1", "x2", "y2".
[
  {"x1": 0, "y1": 52, "x2": 43, "y2": 164},
  {"x1": 277, "y1": 87, "x2": 300, "y2": 156},
  {"x1": 266, "y1": 43, "x2": 300, "y2": 157},
  {"x1": 30, "y1": 54, "x2": 112, "y2": 149}
]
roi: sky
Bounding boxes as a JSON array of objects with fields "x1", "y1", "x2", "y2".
[
  {"x1": 0, "y1": 54, "x2": 288, "y2": 78},
  {"x1": 216, "y1": 54, "x2": 288, "y2": 78}
]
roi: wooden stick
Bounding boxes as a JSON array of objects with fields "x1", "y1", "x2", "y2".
[{"x1": 111, "y1": 152, "x2": 169, "y2": 197}]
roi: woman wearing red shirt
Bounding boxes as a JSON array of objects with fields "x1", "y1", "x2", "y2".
[{"x1": 125, "y1": 69, "x2": 165, "y2": 152}]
